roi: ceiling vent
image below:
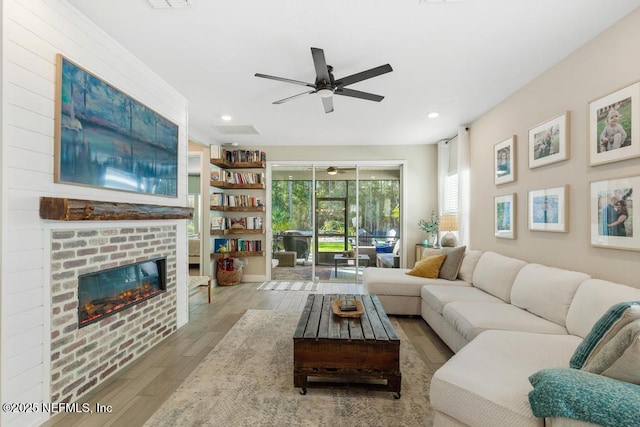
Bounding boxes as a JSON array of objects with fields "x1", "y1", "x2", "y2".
[
  {"x1": 211, "y1": 125, "x2": 260, "y2": 135},
  {"x1": 147, "y1": 0, "x2": 192, "y2": 9}
]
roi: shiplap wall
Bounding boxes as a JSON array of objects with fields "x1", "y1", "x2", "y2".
[{"x1": 2, "y1": 1, "x2": 190, "y2": 425}]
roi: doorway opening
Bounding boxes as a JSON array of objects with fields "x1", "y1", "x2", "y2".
[{"x1": 269, "y1": 163, "x2": 402, "y2": 283}]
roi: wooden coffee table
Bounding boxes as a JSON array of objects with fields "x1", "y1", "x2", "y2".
[{"x1": 293, "y1": 294, "x2": 401, "y2": 398}]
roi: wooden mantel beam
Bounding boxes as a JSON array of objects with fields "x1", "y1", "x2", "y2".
[{"x1": 40, "y1": 197, "x2": 193, "y2": 221}]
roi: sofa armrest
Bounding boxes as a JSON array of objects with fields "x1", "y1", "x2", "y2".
[{"x1": 528, "y1": 367, "x2": 640, "y2": 426}]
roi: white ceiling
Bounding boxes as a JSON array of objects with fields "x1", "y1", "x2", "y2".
[{"x1": 67, "y1": 0, "x2": 640, "y2": 147}]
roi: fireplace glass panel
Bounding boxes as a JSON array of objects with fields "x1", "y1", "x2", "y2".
[{"x1": 78, "y1": 258, "x2": 166, "y2": 327}]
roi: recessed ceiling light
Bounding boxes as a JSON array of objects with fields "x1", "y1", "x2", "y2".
[
  {"x1": 220, "y1": 115, "x2": 233, "y2": 121},
  {"x1": 428, "y1": 112, "x2": 440, "y2": 118}
]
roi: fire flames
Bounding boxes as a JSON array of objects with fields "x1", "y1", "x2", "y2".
[{"x1": 79, "y1": 281, "x2": 162, "y2": 326}]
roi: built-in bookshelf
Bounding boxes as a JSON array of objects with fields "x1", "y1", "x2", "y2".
[
  {"x1": 210, "y1": 216, "x2": 263, "y2": 235},
  {"x1": 212, "y1": 238, "x2": 263, "y2": 259},
  {"x1": 209, "y1": 148, "x2": 266, "y2": 261}
]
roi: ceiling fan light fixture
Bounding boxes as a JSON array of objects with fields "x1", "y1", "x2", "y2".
[
  {"x1": 327, "y1": 167, "x2": 338, "y2": 175},
  {"x1": 317, "y1": 88, "x2": 334, "y2": 98}
]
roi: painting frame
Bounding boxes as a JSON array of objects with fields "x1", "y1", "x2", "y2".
[
  {"x1": 589, "y1": 82, "x2": 640, "y2": 166},
  {"x1": 494, "y1": 136, "x2": 516, "y2": 185},
  {"x1": 495, "y1": 193, "x2": 516, "y2": 239},
  {"x1": 528, "y1": 112, "x2": 570, "y2": 169},
  {"x1": 54, "y1": 54, "x2": 179, "y2": 198},
  {"x1": 528, "y1": 185, "x2": 568, "y2": 233},
  {"x1": 590, "y1": 175, "x2": 638, "y2": 251}
]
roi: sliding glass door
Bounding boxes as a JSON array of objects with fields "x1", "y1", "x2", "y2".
[{"x1": 269, "y1": 163, "x2": 402, "y2": 283}]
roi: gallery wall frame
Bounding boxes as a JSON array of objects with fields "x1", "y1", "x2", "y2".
[
  {"x1": 528, "y1": 185, "x2": 569, "y2": 233},
  {"x1": 528, "y1": 112, "x2": 570, "y2": 169},
  {"x1": 494, "y1": 193, "x2": 516, "y2": 239},
  {"x1": 589, "y1": 82, "x2": 640, "y2": 166},
  {"x1": 590, "y1": 175, "x2": 637, "y2": 251},
  {"x1": 54, "y1": 54, "x2": 179, "y2": 198},
  {"x1": 494, "y1": 136, "x2": 516, "y2": 185}
]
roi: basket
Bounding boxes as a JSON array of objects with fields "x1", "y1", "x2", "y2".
[{"x1": 216, "y1": 268, "x2": 242, "y2": 286}]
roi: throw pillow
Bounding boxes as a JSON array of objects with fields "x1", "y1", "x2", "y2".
[
  {"x1": 438, "y1": 246, "x2": 466, "y2": 281},
  {"x1": 569, "y1": 301, "x2": 640, "y2": 369},
  {"x1": 582, "y1": 319, "x2": 640, "y2": 385},
  {"x1": 406, "y1": 254, "x2": 447, "y2": 279}
]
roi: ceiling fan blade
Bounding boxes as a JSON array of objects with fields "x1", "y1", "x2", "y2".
[
  {"x1": 255, "y1": 73, "x2": 315, "y2": 88},
  {"x1": 335, "y1": 64, "x2": 393, "y2": 87},
  {"x1": 334, "y1": 88, "x2": 384, "y2": 102},
  {"x1": 311, "y1": 47, "x2": 331, "y2": 83},
  {"x1": 273, "y1": 90, "x2": 314, "y2": 104},
  {"x1": 322, "y1": 96, "x2": 334, "y2": 113}
]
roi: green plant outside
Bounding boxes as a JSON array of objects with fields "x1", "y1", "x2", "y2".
[{"x1": 317, "y1": 241, "x2": 353, "y2": 252}]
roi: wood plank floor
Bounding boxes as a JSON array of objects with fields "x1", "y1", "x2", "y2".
[{"x1": 42, "y1": 280, "x2": 453, "y2": 426}]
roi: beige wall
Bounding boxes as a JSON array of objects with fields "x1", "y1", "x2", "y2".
[
  {"x1": 469, "y1": 7, "x2": 640, "y2": 288},
  {"x1": 264, "y1": 144, "x2": 438, "y2": 269}
]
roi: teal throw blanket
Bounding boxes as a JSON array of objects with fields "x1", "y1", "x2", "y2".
[{"x1": 528, "y1": 368, "x2": 640, "y2": 427}]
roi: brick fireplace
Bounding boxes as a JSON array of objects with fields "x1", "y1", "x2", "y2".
[{"x1": 49, "y1": 225, "x2": 177, "y2": 403}]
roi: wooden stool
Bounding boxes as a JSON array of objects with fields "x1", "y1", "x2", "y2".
[{"x1": 189, "y1": 275, "x2": 211, "y2": 303}]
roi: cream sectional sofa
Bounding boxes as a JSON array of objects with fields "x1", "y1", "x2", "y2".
[{"x1": 362, "y1": 250, "x2": 640, "y2": 427}]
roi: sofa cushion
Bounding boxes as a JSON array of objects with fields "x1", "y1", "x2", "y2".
[
  {"x1": 471, "y1": 251, "x2": 527, "y2": 303},
  {"x1": 421, "y1": 285, "x2": 504, "y2": 315},
  {"x1": 363, "y1": 267, "x2": 470, "y2": 298},
  {"x1": 457, "y1": 249, "x2": 483, "y2": 283},
  {"x1": 421, "y1": 246, "x2": 467, "y2": 281},
  {"x1": 582, "y1": 319, "x2": 640, "y2": 384},
  {"x1": 406, "y1": 254, "x2": 447, "y2": 278},
  {"x1": 570, "y1": 301, "x2": 640, "y2": 369},
  {"x1": 510, "y1": 263, "x2": 590, "y2": 327},
  {"x1": 431, "y1": 330, "x2": 581, "y2": 427},
  {"x1": 443, "y1": 302, "x2": 567, "y2": 342},
  {"x1": 565, "y1": 279, "x2": 640, "y2": 338},
  {"x1": 438, "y1": 246, "x2": 466, "y2": 280}
]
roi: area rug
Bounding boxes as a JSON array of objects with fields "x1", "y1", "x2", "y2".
[
  {"x1": 271, "y1": 265, "x2": 331, "y2": 281},
  {"x1": 257, "y1": 281, "x2": 319, "y2": 291},
  {"x1": 144, "y1": 310, "x2": 434, "y2": 427}
]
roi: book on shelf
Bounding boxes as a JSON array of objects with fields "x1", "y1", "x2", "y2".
[
  {"x1": 214, "y1": 239, "x2": 229, "y2": 253},
  {"x1": 211, "y1": 216, "x2": 225, "y2": 230},
  {"x1": 222, "y1": 149, "x2": 266, "y2": 164},
  {"x1": 245, "y1": 216, "x2": 262, "y2": 229},
  {"x1": 210, "y1": 145, "x2": 221, "y2": 160},
  {"x1": 210, "y1": 169, "x2": 221, "y2": 181},
  {"x1": 210, "y1": 193, "x2": 224, "y2": 207},
  {"x1": 230, "y1": 217, "x2": 246, "y2": 230}
]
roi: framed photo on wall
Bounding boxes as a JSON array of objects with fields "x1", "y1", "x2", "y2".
[
  {"x1": 590, "y1": 175, "x2": 637, "y2": 251},
  {"x1": 528, "y1": 185, "x2": 568, "y2": 232},
  {"x1": 495, "y1": 193, "x2": 516, "y2": 239},
  {"x1": 528, "y1": 112, "x2": 570, "y2": 169},
  {"x1": 494, "y1": 136, "x2": 516, "y2": 185},
  {"x1": 589, "y1": 82, "x2": 640, "y2": 166},
  {"x1": 55, "y1": 54, "x2": 179, "y2": 197}
]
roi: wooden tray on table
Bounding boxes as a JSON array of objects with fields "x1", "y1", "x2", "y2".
[{"x1": 331, "y1": 299, "x2": 364, "y2": 317}]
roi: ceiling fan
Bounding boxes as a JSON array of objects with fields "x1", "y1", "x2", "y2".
[
  {"x1": 255, "y1": 47, "x2": 393, "y2": 113},
  {"x1": 326, "y1": 166, "x2": 356, "y2": 175}
]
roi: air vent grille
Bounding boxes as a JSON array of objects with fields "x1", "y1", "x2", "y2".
[{"x1": 211, "y1": 125, "x2": 260, "y2": 135}]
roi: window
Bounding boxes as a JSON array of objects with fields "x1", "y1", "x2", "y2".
[{"x1": 444, "y1": 173, "x2": 458, "y2": 215}]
